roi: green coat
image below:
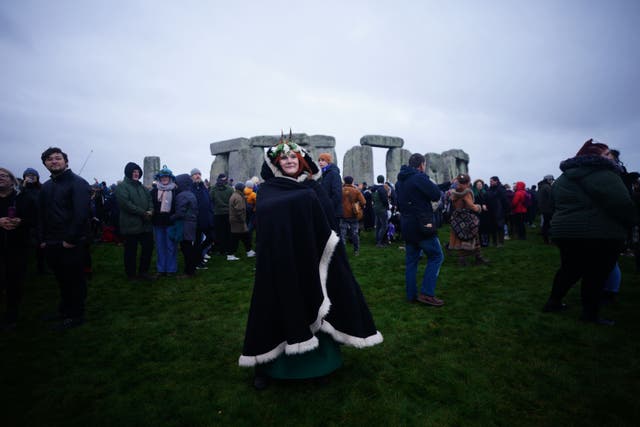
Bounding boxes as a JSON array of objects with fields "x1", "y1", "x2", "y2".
[
  {"x1": 210, "y1": 184, "x2": 233, "y2": 215},
  {"x1": 551, "y1": 155, "x2": 635, "y2": 240},
  {"x1": 116, "y1": 177, "x2": 153, "y2": 235}
]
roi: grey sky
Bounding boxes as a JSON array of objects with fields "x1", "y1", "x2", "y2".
[{"x1": 1, "y1": 0, "x2": 639, "y2": 187}]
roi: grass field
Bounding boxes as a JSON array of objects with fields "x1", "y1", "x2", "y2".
[{"x1": 2, "y1": 226, "x2": 639, "y2": 426}]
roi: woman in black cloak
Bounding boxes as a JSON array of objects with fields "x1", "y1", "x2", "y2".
[{"x1": 238, "y1": 134, "x2": 383, "y2": 389}]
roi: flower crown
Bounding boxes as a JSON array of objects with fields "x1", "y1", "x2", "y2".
[{"x1": 267, "y1": 130, "x2": 304, "y2": 159}]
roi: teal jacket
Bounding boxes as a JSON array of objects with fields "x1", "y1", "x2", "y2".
[
  {"x1": 116, "y1": 177, "x2": 153, "y2": 234},
  {"x1": 551, "y1": 155, "x2": 635, "y2": 240}
]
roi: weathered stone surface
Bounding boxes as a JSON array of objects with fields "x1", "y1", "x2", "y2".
[
  {"x1": 306, "y1": 147, "x2": 337, "y2": 167},
  {"x1": 386, "y1": 148, "x2": 412, "y2": 183},
  {"x1": 360, "y1": 135, "x2": 404, "y2": 148},
  {"x1": 228, "y1": 147, "x2": 265, "y2": 182},
  {"x1": 210, "y1": 138, "x2": 250, "y2": 155},
  {"x1": 209, "y1": 154, "x2": 229, "y2": 184},
  {"x1": 342, "y1": 145, "x2": 373, "y2": 185},
  {"x1": 249, "y1": 133, "x2": 310, "y2": 147},
  {"x1": 308, "y1": 135, "x2": 336, "y2": 148},
  {"x1": 143, "y1": 156, "x2": 160, "y2": 188},
  {"x1": 424, "y1": 150, "x2": 469, "y2": 184}
]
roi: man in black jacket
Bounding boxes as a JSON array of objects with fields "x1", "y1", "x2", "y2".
[{"x1": 38, "y1": 147, "x2": 90, "y2": 330}]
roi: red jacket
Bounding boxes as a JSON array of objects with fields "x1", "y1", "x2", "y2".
[{"x1": 511, "y1": 181, "x2": 528, "y2": 214}]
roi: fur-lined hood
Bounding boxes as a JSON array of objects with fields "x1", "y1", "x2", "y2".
[{"x1": 560, "y1": 155, "x2": 621, "y2": 180}]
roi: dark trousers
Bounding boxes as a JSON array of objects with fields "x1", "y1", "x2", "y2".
[
  {"x1": 230, "y1": 232, "x2": 252, "y2": 254},
  {"x1": 549, "y1": 238, "x2": 620, "y2": 320},
  {"x1": 0, "y1": 249, "x2": 28, "y2": 322},
  {"x1": 46, "y1": 245, "x2": 87, "y2": 319},
  {"x1": 214, "y1": 215, "x2": 231, "y2": 255},
  {"x1": 123, "y1": 232, "x2": 154, "y2": 277},
  {"x1": 374, "y1": 211, "x2": 388, "y2": 244},
  {"x1": 180, "y1": 240, "x2": 198, "y2": 275},
  {"x1": 541, "y1": 213, "x2": 552, "y2": 243},
  {"x1": 513, "y1": 213, "x2": 527, "y2": 240},
  {"x1": 196, "y1": 227, "x2": 214, "y2": 264}
]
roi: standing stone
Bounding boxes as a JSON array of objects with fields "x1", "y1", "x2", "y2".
[
  {"x1": 209, "y1": 154, "x2": 229, "y2": 184},
  {"x1": 143, "y1": 156, "x2": 160, "y2": 188},
  {"x1": 424, "y1": 153, "x2": 445, "y2": 184},
  {"x1": 210, "y1": 138, "x2": 250, "y2": 155},
  {"x1": 424, "y1": 150, "x2": 469, "y2": 184},
  {"x1": 360, "y1": 135, "x2": 404, "y2": 148},
  {"x1": 386, "y1": 148, "x2": 412, "y2": 183},
  {"x1": 229, "y1": 148, "x2": 265, "y2": 183},
  {"x1": 343, "y1": 145, "x2": 373, "y2": 185},
  {"x1": 306, "y1": 135, "x2": 337, "y2": 165}
]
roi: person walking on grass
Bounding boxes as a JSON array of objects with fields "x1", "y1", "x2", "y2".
[
  {"x1": 396, "y1": 153, "x2": 445, "y2": 306},
  {"x1": 116, "y1": 162, "x2": 154, "y2": 281},
  {"x1": 38, "y1": 147, "x2": 90, "y2": 330},
  {"x1": 228, "y1": 182, "x2": 255, "y2": 259},
  {"x1": 542, "y1": 139, "x2": 636, "y2": 326}
]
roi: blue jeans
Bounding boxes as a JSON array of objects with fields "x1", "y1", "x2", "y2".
[
  {"x1": 340, "y1": 218, "x2": 360, "y2": 252},
  {"x1": 375, "y1": 211, "x2": 388, "y2": 244},
  {"x1": 154, "y1": 226, "x2": 178, "y2": 273},
  {"x1": 405, "y1": 237, "x2": 444, "y2": 301}
]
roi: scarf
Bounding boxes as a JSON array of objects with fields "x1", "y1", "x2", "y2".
[{"x1": 156, "y1": 181, "x2": 176, "y2": 213}]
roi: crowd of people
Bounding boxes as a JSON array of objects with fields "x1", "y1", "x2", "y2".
[{"x1": 1, "y1": 138, "x2": 639, "y2": 387}]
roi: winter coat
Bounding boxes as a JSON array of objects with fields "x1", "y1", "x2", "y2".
[
  {"x1": 229, "y1": 190, "x2": 248, "y2": 233},
  {"x1": 116, "y1": 174, "x2": 153, "y2": 235},
  {"x1": 191, "y1": 181, "x2": 214, "y2": 229},
  {"x1": 551, "y1": 155, "x2": 635, "y2": 240},
  {"x1": 243, "y1": 187, "x2": 257, "y2": 211},
  {"x1": 172, "y1": 174, "x2": 198, "y2": 241},
  {"x1": 448, "y1": 187, "x2": 482, "y2": 250},
  {"x1": 511, "y1": 182, "x2": 528, "y2": 214},
  {"x1": 320, "y1": 163, "x2": 344, "y2": 218},
  {"x1": 396, "y1": 165, "x2": 441, "y2": 244},
  {"x1": 211, "y1": 183, "x2": 233, "y2": 216},
  {"x1": 371, "y1": 184, "x2": 389, "y2": 214},
  {"x1": 150, "y1": 185, "x2": 177, "y2": 227},
  {"x1": 1, "y1": 189, "x2": 36, "y2": 252},
  {"x1": 37, "y1": 169, "x2": 91, "y2": 245},
  {"x1": 537, "y1": 180, "x2": 553, "y2": 214},
  {"x1": 486, "y1": 183, "x2": 509, "y2": 223},
  {"x1": 341, "y1": 184, "x2": 366, "y2": 220}
]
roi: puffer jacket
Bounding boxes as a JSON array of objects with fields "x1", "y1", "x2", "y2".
[
  {"x1": 396, "y1": 165, "x2": 441, "y2": 244},
  {"x1": 537, "y1": 179, "x2": 553, "y2": 214},
  {"x1": 551, "y1": 155, "x2": 635, "y2": 240},
  {"x1": 172, "y1": 174, "x2": 198, "y2": 241},
  {"x1": 320, "y1": 163, "x2": 344, "y2": 218},
  {"x1": 116, "y1": 162, "x2": 153, "y2": 235},
  {"x1": 511, "y1": 181, "x2": 528, "y2": 214}
]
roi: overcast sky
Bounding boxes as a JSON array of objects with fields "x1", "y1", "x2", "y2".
[{"x1": 2, "y1": 0, "x2": 639, "y2": 188}]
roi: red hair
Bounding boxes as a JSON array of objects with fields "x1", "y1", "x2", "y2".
[
  {"x1": 576, "y1": 139, "x2": 609, "y2": 157},
  {"x1": 275, "y1": 151, "x2": 313, "y2": 178}
]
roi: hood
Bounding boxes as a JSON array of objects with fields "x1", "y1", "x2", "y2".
[
  {"x1": 124, "y1": 162, "x2": 143, "y2": 179},
  {"x1": 515, "y1": 181, "x2": 526, "y2": 191},
  {"x1": 260, "y1": 150, "x2": 322, "y2": 183},
  {"x1": 397, "y1": 164, "x2": 420, "y2": 182},
  {"x1": 559, "y1": 155, "x2": 619, "y2": 180},
  {"x1": 323, "y1": 163, "x2": 341, "y2": 175},
  {"x1": 175, "y1": 174, "x2": 192, "y2": 192}
]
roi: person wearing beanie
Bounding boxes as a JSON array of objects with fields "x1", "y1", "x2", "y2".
[
  {"x1": 228, "y1": 182, "x2": 255, "y2": 260},
  {"x1": 317, "y1": 152, "x2": 343, "y2": 233},
  {"x1": 190, "y1": 168, "x2": 214, "y2": 269},
  {"x1": 537, "y1": 174, "x2": 555, "y2": 244},
  {"x1": 38, "y1": 147, "x2": 91, "y2": 330},
  {"x1": 150, "y1": 165, "x2": 178, "y2": 276},
  {"x1": 116, "y1": 162, "x2": 155, "y2": 281},
  {"x1": 239, "y1": 133, "x2": 382, "y2": 390},
  {"x1": 542, "y1": 138, "x2": 635, "y2": 325},
  {"x1": 340, "y1": 176, "x2": 366, "y2": 256},
  {"x1": 210, "y1": 172, "x2": 233, "y2": 258}
]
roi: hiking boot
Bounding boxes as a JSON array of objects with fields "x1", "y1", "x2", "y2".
[{"x1": 417, "y1": 294, "x2": 444, "y2": 307}]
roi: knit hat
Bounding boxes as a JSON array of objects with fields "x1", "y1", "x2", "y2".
[
  {"x1": 154, "y1": 165, "x2": 174, "y2": 180},
  {"x1": 217, "y1": 173, "x2": 227, "y2": 182},
  {"x1": 544, "y1": 174, "x2": 554, "y2": 181},
  {"x1": 318, "y1": 153, "x2": 333, "y2": 163},
  {"x1": 23, "y1": 168, "x2": 39, "y2": 178},
  {"x1": 190, "y1": 168, "x2": 202, "y2": 176},
  {"x1": 235, "y1": 182, "x2": 245, "y2": 192},
  {"x1": 245, "y1": 180, "x2": 254, "y2": 189}
]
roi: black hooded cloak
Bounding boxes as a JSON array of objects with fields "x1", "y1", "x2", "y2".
[{"x1": 239, "y1": 151, "x2": 382, "y2": 367}]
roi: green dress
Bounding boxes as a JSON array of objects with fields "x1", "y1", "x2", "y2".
[{"x1": 261, "y1": 333, "x2": 342, "y2": 379}]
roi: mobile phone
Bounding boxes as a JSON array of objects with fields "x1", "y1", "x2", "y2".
[{"x1": 7, "y1": 206, "x2": 16, "y2": 218}]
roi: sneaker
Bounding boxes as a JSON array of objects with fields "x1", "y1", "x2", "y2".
[
  {"x1": 246, "y1": 250, "x2": 256, "y2": 258},
  {"x1": 227, "y1": 255, "x2": 240, "y2": 261},
  {"x1": 203, "y1": 254, "x2": 211, "y2": 260},
  {"x1": 196, "y1": 264, "x2": 208, "y2": 270},
  {"x1": 417, "y1": 294, "x2": 444, "y2": 307}
]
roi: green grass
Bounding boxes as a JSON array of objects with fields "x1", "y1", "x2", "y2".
[{"x1": 2, "y1": 227, "x2": 639, "y2": 426}]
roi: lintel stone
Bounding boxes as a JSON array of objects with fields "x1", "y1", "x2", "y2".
[
  {"x1": 210, "y1": 138, "x2": 250, "y2": 155},
  {"x1": 360, "y1": 135, "x2": 404, "y2": 148}
]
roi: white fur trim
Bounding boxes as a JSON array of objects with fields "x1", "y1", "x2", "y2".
[
  {"x1": 285, "y1": 335, "x2": 319, "y2": 355},
  {"x1": 310, "y1": 231, "x2": 339, "y2": 332},
  {"x1": 320, "y1": 320, "x2": 384, "y2": 348},
  {"x1": 239, "y1": 341, "x2": 287, "y2": 367}
]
